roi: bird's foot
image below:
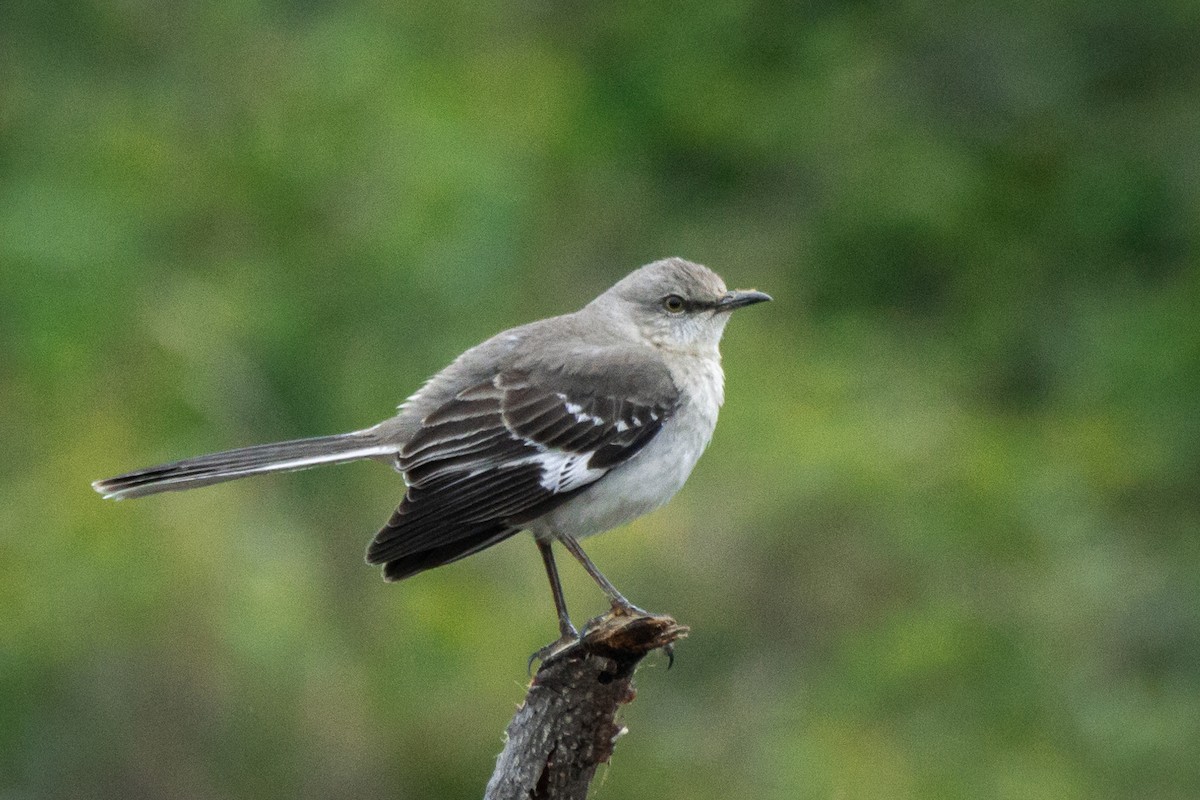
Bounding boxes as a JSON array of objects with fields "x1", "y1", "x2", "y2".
[
  {"x1": 662, "y1": 641, "x2": 676, "y2": 669},
  {"x1": 528, "y1": 627, "x2": 581, "y2": 672},
  {"x1": 609, "y1": 598, "x2": 653, "y2": 618}
]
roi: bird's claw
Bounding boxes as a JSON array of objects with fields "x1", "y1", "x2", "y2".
[
  {"x1": 528, "y1": 631, "x2": 580, "y2": 674},
  {"x1": 609, "y1": 599, "x2": 652, "y2": 618}
]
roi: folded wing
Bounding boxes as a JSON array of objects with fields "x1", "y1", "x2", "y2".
[{"x1": 367, "y1": 370, "x2": 675, "y2": 580}]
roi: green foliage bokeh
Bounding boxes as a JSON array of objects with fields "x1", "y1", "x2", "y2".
[{"x1": 2, "y1": 1, "x2": 1198, "y2": 797}]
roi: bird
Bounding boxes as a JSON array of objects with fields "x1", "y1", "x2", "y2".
[{"x1": 93, "y1": 257, "x2": 771, "y2": 648}]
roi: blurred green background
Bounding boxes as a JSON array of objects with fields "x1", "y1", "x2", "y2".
[{"x1": 3, "y1": 1, "x2": 1199, "y2": 798}]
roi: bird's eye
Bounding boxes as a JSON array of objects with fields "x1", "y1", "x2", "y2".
[{"x1": 662, "y1": 294, "x2": 686, "y2": 314}]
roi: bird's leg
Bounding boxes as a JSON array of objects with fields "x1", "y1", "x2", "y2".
[
  {"x1": 558, "y1": 533, "x2": 650, "y2": 617},
  {"x1": 538, "y1": 538, "x2": 578, "y2": 641},
  {"x1": 530, "y1": 539, "x2": 581, "y2": 669}
]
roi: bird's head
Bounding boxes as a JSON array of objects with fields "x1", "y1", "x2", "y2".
[{"x1": 595, "y1": 257, "x2": 771, "y2": 355}]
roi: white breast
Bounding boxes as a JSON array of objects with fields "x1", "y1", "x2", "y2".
[{"x1": 529, "y1": 354, "x2": 725, "y2": 540}]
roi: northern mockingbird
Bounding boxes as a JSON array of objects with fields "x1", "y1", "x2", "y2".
[{"x1": 94, "y1": 257, "x2": 770, "y2": 646}]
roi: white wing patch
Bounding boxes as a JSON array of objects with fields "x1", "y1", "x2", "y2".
[
  {"x1": 559, "y1": 395, "x2": 606, "y2": 427},
  {"x1": 531, "y1": 450, "x2": 607, "y2": 493}
]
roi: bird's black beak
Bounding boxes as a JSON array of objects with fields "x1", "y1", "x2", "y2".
[{"x1": 715, "y1": 289, "x2": 773, "y2": 312}]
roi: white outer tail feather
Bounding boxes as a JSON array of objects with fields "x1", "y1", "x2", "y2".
[{"x1": 92, "y1": 434, "x2": 397, "y2": 500}]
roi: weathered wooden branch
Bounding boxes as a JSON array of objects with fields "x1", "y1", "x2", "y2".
[{"x1": 484, "y1": 611, "x2": 688, "y2": 800}]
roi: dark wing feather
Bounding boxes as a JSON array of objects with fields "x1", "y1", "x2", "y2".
[{"x1": 366, "y1": 370, "x2": 676, "y2": 579}]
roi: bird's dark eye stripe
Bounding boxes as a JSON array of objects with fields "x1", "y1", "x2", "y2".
[{"x1": 661, "y1": 295, "x2": 719, "y2": 313}]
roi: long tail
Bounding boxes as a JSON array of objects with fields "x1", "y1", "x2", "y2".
[{"x1": 92, "y1": 430, "x2": 397, "y2": 500}]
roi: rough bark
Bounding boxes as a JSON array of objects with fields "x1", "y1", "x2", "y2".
[{"x1": 483, "y1": 611, "x2": 687, "y2": 800}]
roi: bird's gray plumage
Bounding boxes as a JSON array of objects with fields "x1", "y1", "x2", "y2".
[
  {"x1": 369, "y1": 369, "x2": 675, "y2": 579},
  {"x1": 93, "y1": 257, "x2": 769, "y2": 628}
]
